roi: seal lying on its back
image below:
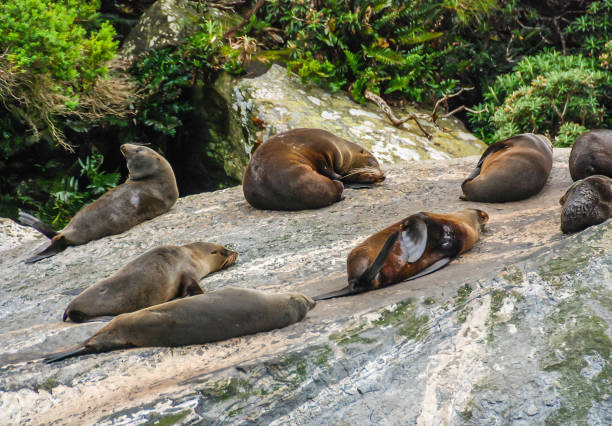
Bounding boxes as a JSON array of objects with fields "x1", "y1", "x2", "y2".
[
  {"x1": 461, "y1": 133, "x2": 553, "y2": 202},
  {"x1": 63, "y1": 243, "x2": 238, "y2": 323},
  {"x1": 242, "y1": 128, "x2": 385, "y2": 210},
  {"x1": 19, "y1": 144, "x2": 179, "y2": 263},
  {"x1": 44, "y1": 288, "x2": 316, "y2": 363},
  {"x1": 560, "y1": 175, "x2": 612, "y2": 233},
  {"x1": 314, "y1": 209, "x2": 489, "y2": 300},
  {"x1": 569, "y1": 129, "x2": 612, "y2": 181}
]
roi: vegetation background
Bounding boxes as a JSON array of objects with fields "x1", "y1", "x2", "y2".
[{"x1": 0, "y1": 0, "x2": 610, "y2": 227}]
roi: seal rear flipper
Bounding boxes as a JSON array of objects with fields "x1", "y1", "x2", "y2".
[
  {"x1": 18, "y1": 211, "x2": 58, "y2": 239},
  {"x1": 43, "y1": 346, "x2": 93, "y2": 364},
  {"x1": 24, "y1": 236, "x2": 69, "y2": 264},
  {"x1": 406, "y1": 258, "x2": 451, "y2": 281},
  {"x1": 178, "y1": 275, "x2": 204, "y2": 297},
  {"x1": 359, "y1": 230, "x2": 401, "y2": 285}
]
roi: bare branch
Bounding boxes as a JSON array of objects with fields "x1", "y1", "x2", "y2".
[
  {"x1": 364, "y1": 90, "x2": 432, "y2": 138},
  {"x1": 431, "y1": 87, "x2": 474, "y2": 119}
]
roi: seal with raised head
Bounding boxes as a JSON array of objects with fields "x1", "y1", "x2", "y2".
[
  {"x1": 560, "y1": 175, "x2": 612, "y2": 233},
  {"x1": 242, "y1": 128, "x2": 385, "y2": 210},
  {"x1": 460, "y1": 133, "x2": 553, "y2": 202},
  {"x1": 44, "y1": 288, "x2": 316, "y2": 363},
  {"x1": 19, "y1": 144, "x2": 179, "y2": 263},
  {"x1": 314, "y1": 209, "x2": 489, "y2": 299},
  {"x1": 569, "y1": 129, "x2": 612, "y2": 181},
  {"x1": 62, "y1": 242, "x2": 238, "y2": 323}
]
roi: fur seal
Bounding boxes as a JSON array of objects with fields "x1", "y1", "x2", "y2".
[
  {"x1": 63, "y1": 242, "x2": 238, "y2": 322},
  {"x1": 19, "y1": 144, "x2": 179, "y2": 263},
  {"x1": 242, "y1": 128, "x2": 385, "y2": 210},
  {"x1": 460, "y1": 133, "x2": 553, "y2": 202},
  {"x1": 569, "y1": 129, "x2": 612, "y2": 181},
  {"x1": 44, "y1": 288, "x2": 316, "y2": 363},
  {"x1": 314, "y1": 209, "x2": 489, "y2": 299},
  {"x1": 560, "y1": 175, "x2": 612, "y2": 233}
]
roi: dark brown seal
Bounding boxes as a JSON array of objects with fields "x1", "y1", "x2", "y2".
[
  {"x1": 63, "y1": 242, "x2": 238, "y2": 323},
  {"x1": 19, "y1": 144, "x2": 179, "y2": 263},
  {"x1": 242, "y1": 128, "x2": 385, "y2": 210},
  {"x1": 569, "y1": 129, "x2": 612, "y2": 181},
  {"x1": 460, "y1": 133, "x2": 553, "y2": 202},
  {"x1": 314, "y1": 209, "x2": 489, "y2": 299},
  {"x1": 44, "y1": 288, "x2": 316, "y2": 363},
  {"x1": 560, "y1": 175, "x2": 612, "y2": 233}
]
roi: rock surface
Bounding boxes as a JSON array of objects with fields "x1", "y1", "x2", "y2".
[
  {"x1": 1, "y1": 148, "x2": 610, "y2": 425},
  {"x1": 210, "y1": 64, "x2": 486, "y2": 181}
]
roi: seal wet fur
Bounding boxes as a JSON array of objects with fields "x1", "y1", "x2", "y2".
[
  {"x1": 19, "y1": 144, "x2": 179, "y2": 263},
  {"x1": 314, "y1": 209, "x2": 489, "y2": 300},
  {"x1": 569, "y1": 129, "x2": 612, "y2": 181},
  {"x1": 62, "y1": 243, "x2": 238, "y2": 323},
  {"x1": 242, "y1": 128, "x2": 385, "y2": 210},
  {"x1": 44, "y1": 288, "x2": 316, "y2": 363},
  {"x1": 560, "y1": 175, "x2": 612, "y2": 233},
  {"x1": 460, "y1": 133, "x2": 553, "y2": 202}
]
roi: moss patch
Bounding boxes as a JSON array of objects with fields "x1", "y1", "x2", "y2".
[
  {"x1": 538, "y1": 244, "x2": 602, "y2": 288},
  {"x1": 502, "y1": 266, "x2": 523, "y2": 285},
  {"x1": 541, "y1": 298, "x2": 611, "y2": 425},
  {"x1": 314, "y1": 345, "x2": 333, "y2": 367},
  {"x1": 374, "y1": 299, "x2": 429, "y2": 340},
  {"x1": 36, "y1": 376, "x2": 59, "y2": 393},
  {"x1": 144, "y1": 410, "x2": 190, "y2": 426},
  {"x1": 423, "y1": 297, "x2": 436, "y2": 306},
  {"x1": 200, "y1": 377, "x2": 266, "y2": 402},
  {"x1": 329, "y1": 322, "x2": 375, "y2": 346}
]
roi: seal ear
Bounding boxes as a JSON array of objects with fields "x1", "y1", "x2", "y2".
[{"x1": 399, "y1": 214, "x2": 428, "y2": 263}]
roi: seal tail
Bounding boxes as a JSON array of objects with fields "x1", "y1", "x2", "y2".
[
  {"x1": 18, "y1": 211, "x2": 58, "y2": 239},
  {"x1": 312, "y1": 231, "x2": 400, "y2": 301},
  {"x1": 43, "y1": 346, "x2": 93, "y2": 364}
]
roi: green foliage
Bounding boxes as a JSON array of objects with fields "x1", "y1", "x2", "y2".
[
  {"x1": 0, "y1": 0, "x2": 130, "y2": 149},
  {"x1": 36, "y1": 153, "x2": 120, "y2": 229},
  {"x1": 564, "y1": 0, "x2": 612, "y2": 56},
  {"x1": 251, "y1": 0, "x2": 499, "y2": 103},
  {"x1": 470, "y1": 50, "x2": 611, "y2": 143},
  {"x1": 554, "y1": 122, "x2": 588, "y2": 148}
]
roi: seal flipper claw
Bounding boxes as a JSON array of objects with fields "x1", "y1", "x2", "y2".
[
  {"x1": 406, "y1": 258, "x2": 451, "y2": 281},
  {"x1": 44, "y1": 346, "x2": 92, "y2": 364},
  {"x1": 179, "y1": 276, "x2": 204, "y2": 297}
]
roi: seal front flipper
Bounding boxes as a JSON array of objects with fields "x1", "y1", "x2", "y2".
[
  {"x1": 406, "y1": 258, "x2": 451, "y2": 281},
  {"x1": 462, "y1": 141, "x2": 510, "y2": 185},
  {"x1": 18, "y1": 211, "x2": 58, "y2": 239},
  {"x1": 399, "y1": 214, "x2": 428, "y2": 263},
  {"x1": 178, "y1": 275, "x2": 204, "y2": 297},
  {"x1": 312, "y1": 230, "x2": 400, "y2": 301},
  {"x1": 43, "y1": 345, "x2": 93, "y2": 364},
  {"x1": 24, "y1": 236, "x2": 69, "y2": 264}
]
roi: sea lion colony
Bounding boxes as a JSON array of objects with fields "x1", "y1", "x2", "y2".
[{"x1": 12, "y1": 128, "x2": 609, "y2": 363}]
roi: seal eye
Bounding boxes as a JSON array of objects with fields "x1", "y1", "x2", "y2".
[{"x1": 210, "y1": 250, "x2": 217, "y2": 254}]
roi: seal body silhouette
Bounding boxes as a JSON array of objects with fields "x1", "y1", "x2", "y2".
[
  {"x1": 63, "y1": 243, "x2": 238, "y2": 322},
  {"x1": 560, "y1": 175, "x2": 612, "y2": 233},
  {"x1": 569, "y1": 129, "x2": 612, "y2": 181},
  {"x1": 19, "y1": 144, "x2": 179, "y2": 263},
  {"x1": 314, "y1": 209, "x2": 489, "y2": 299},
  {"x1": 242, "y1": 128, "x2": 385, "y2": 210},
  {"x1": 461, "y1": 133, "x2": 553, "y2": 202},
  {"x1": 44, "y1": 288, "x2": 316, "y2": 363}
]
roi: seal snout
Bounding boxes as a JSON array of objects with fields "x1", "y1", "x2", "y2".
[{"x1": 223, "y1": 249, "x2": 239, "y2": 268}]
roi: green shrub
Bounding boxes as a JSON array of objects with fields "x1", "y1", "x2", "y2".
[
  {"x1": 0, "y1": 0, "x2": 133, "y2": 149},
  {"x1": 469, "y1": 50, "x2": 611, "y2": 143},
  {"x1": 554, "y1": 122, "x2": 588, "y2": 148}
]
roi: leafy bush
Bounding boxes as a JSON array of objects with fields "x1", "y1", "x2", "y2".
[
  {"x1": 469, "y1": 50, "x2": 611, "y2": 143},
  {"x1": 0, "y1": 0, "x2": 134, "y2": 149},
  {"x1": 554, "y1": 122, "x2": 588, "y2": 148}
]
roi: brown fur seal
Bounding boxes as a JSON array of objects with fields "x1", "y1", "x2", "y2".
[
  {"x1": 242, "y1": 128, "x2": 385, "y2": 210},
  {"x1": 560, "y1": 175, "x2": 612, "y2": 233},
  {"x1": 63, "y1": 242, "x2": 238, "y2": 323},
  {"x1": 19, "y1": 144, "x2": 179, "y2": 263},
  {"x1": 44, "y1": 288, "x2": 316, "y2": 363},
  {"x1": 314, "y1": 209, "x2": 489, "y2": 299},
  {"x1": 460, "y1": 133, "x2": 553, "y2": 202},
  {"x1": 569, "y1": 129, "x2": 612, "y2": 181}
]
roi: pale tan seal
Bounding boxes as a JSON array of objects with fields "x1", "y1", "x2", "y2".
[
  {"x1": 44, "y1": 288, "x2": 316, "y2": 363},
  {"x1": 19, "y1": 144, "x2": 179, "y2": 263},
  {"x1": 242, "y1": 128, "x2": 385, "y2": 210},
  {"x1": 63, "y1": 242, "x2": 238, "y2": 322},
  {"x1": 314, "y1": 209, "x2": 489, "y2": 299},
  {"x1": 461, "y1": 133, "x2": 553, "y2": 202}
]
